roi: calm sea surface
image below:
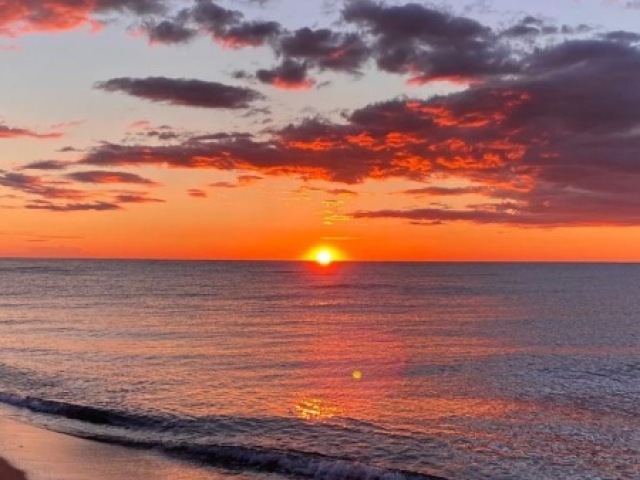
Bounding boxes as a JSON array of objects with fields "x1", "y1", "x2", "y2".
[{"x1": 0, "y1": 260, "x2": 638, "y2": 479}]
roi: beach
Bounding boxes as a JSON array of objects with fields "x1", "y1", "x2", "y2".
[{"x1": 0, "y1": 411, "x2": 241, "y2": 480}]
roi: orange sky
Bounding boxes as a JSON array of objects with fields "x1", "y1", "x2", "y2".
[{"x1": 2, "y1": 1, "x2": 640, "y2": 261}]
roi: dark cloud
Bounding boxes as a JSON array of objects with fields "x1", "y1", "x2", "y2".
[
  {"x1": 401, "y1": 186, "x2": 488, "y2": 196},
  {"x1": 256, "y1": 59, "x2": 315, "y2": 89},
  {"x1": 147, "y1": 130, "x2": 182, "y2": 141},
  {"x1": 25, "y1": 200, "x2": 122, "y2": 212},
  {"x1": 237, "y1": 174, "x2": 263, "y2": 184},
  {"x1": 77, "y1": 31, "x2": 640, "y2": 225},
  {"x1": 0, "y1": 172, "x2": 87, "y2": 200},
  {"x1": 343, "y1": 0, "x2": 516, "y2": 83},
  {"x1": 191, "y1": 0, "x2": 242, "y2": 35},
  {"x1": 188, "y1": 188, "x2": 208, "y2": 198},
  {"x1": 348, "y1": 37, "x2": 640, "y2": 226},
  {"x1": 324, "y1": 188, "x2": 358, "y2": 196},
  {"x1": 501, "y1": 17, "x2": 554, "y2": 38},
  {"x1": 191, "y1": 0, "x2": 281, "y2": 47},
  {"x1": 114, "y1": 193, "x2": 164, "y2": 203},
  {"x1": 353, "y1": 188, "x2": 640, "y2": 227},
  {"x1": 219, "y1": 20, "x2": 281, "y2": 47},
  {"x1": 278, "y1": 27, "x2": 369, "y2": 72},
  {"x1": 0, "y1": 169, "x2": 161, "y2": 212},
  {"x1": 67, "y1": 170, "x2": 157, "y2": 185},
  {"x1": 344, "y1": 0, "x2": 487, "y2": 39},
  {"x1": 94, "y1": 77, "x2": 263, "y2": 108},
  {"x1": 143, "y1": 16, "x2": 198, "y2": 44},
  {"x1": 209, "y1": 181, "x2": 239, "y2": 188},
  {"x1": 139, "y1": 1, "x2": 281, "y2": 47},
  {"x1": 21, "y1": 160, "x2": 69, "y2": 171}
]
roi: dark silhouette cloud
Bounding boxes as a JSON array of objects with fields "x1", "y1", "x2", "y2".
[
  {"x1": 144, "y1": 17, "x2": 198, "y2": 44},
  {"x1": 67, "y1": 170, "x2": 158, "y2": 185},
  {"x1": 188, "y1": 188, "x2": 208, "y2": 198},
  {"x1": 219, "y1": 20, "x2": 281, "y2": 47},
  {"x1": 401, "y1": 186, "x2": 489, "y2": 196},
  {"x1": 343, "y1": 0, "x2": 516, "y2": 83},
  {"x1": 0, "y1": 172, "x2": 88, "y2": 200},
  {"x1": 21, "y1": 160, "x2": 69, "y2": 171},
  {"x1": 0, "y1": 169, "x2": 163, "y2": 212},
  {"x1": 77, "y1": 31, "x2": 640, "y2": 225},
  {"x1": 25, "y1": 200, "x2": 122, "y2": 212},
  {"x1": 278, "y1": 27, "x2": 369, "y2": 73},
  {"x1": 7, "y1": 0, "x2": 640, "y2": 226},
  {"x1": 191, "y1": 0, "x2": 242, "y2": 35},
  {"x1": 94, "y1": 77, "x2": 263, "y2": 108},
  {"x1": 256, "y1": 59, "x2": 315, "y2": 89},
  {"x1": 114, "y1": 193, "x2": 164, "y2": 203},
  {"x1": 141, "y1": 1, "x2": 281, "y2": 47},
  {"x1": 237, "y1": 174, "x2": 263, "y2": 184}
]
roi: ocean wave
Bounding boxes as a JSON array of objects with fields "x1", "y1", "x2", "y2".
[
  {"x1": 0, "y1": 392, "x2": 446, "y2": 480},
  {"x1": 0, "y1": 392, "x2": 158, "y2": 428},
  {"x1": 164, "y1": 443, "x2": 446, "y2": 480}
]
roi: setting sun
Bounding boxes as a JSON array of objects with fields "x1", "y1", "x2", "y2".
[
  {"x1": 306, "y1": 246, "x2": 344, "y2": 265},
  {"x1": 316, "y1": 249, "x2": 333, "y2": 266}
]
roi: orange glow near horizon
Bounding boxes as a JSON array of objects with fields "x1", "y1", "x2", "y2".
[
  {"x1": 315, "y1": 249, "x2": 333, "y2": 266},
  {"x1": 305, "y1": 245, "x2": 345, "y2": 264},
  {"x1": 5, "y1": 174, "x2": 640, "y2": 262}
]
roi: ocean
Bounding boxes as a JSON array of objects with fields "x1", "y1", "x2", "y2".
[{"x1": 0, "y1": 260, "x2": 638, "y2": 479}]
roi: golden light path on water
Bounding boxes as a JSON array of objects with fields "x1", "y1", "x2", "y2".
[{"x1": 291, "y1": 258, "x2": 409, "y2": 421}]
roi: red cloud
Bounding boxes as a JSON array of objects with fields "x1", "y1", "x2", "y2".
[
  {"x1": 0, "y1": 1, "x2": 92, "y2": 35},
  {"x1": 67, "y1": 170, "x2": 158, "y2": 185},
  {"x1": 271, "y1": 77, "x2": 316, "y2": 90},
  {"x1": 187, "y1": 188, "x2": 207, "y2": 198},
  {"x1": 65, "y1": 33, "x2": 640, "y2": 225},
  {"x1": 0, "y1": 0, "x2": 166, "y2": 35},
  {"x1": 0, "y1": 124, "x2": 62, "y2": 139}
]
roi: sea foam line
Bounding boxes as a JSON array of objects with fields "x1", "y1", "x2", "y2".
[{"x1": 0, "y1": 392, "x2": 447, "y2": 480}]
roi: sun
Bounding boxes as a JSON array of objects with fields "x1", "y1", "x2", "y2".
[
  {"x1": 315, "y1": 249, "x2": 334, "y2": 266},
  {"x1": 305, "y1": 245, "x2": 345, "y2": 265}
]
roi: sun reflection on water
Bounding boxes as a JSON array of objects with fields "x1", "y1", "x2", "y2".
[{"x1": 294, "y1": 398, "x2": 343, "y2": 420}]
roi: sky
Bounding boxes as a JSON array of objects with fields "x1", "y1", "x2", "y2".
[{"x1": 2, "y1": 0, "x2": 640, "y2": 261}]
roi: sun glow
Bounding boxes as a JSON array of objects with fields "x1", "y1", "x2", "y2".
[
  {"x1": 316, "y1": 249, "x2": 333, "y2": 266},
  {"x1": 305, "y1": 246, "x2": 345, "y2": 265}
]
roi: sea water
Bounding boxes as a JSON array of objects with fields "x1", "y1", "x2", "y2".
[{"x1": 0, "y1": 260, "x2": 638, "y2": 479}]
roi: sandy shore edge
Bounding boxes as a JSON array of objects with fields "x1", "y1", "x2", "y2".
[{"x1": 0, "y1": 410, "x2": 227, "y2": 480}]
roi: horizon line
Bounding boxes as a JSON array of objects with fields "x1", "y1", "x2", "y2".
[{"x1": 2, "y1": 256, "x2": 640, "y2": 264}]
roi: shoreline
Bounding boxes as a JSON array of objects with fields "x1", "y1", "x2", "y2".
[
  {"x1": 0, "y1": 411, "x2": 230, "y2": 480},
  {"x1": 0, "y1": 410, "x2": 448, "y2": 480}
]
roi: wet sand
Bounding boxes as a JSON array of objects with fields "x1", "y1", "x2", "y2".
[{"x1": 0, "y1": 411, "x2": 240, "y2": 480}]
